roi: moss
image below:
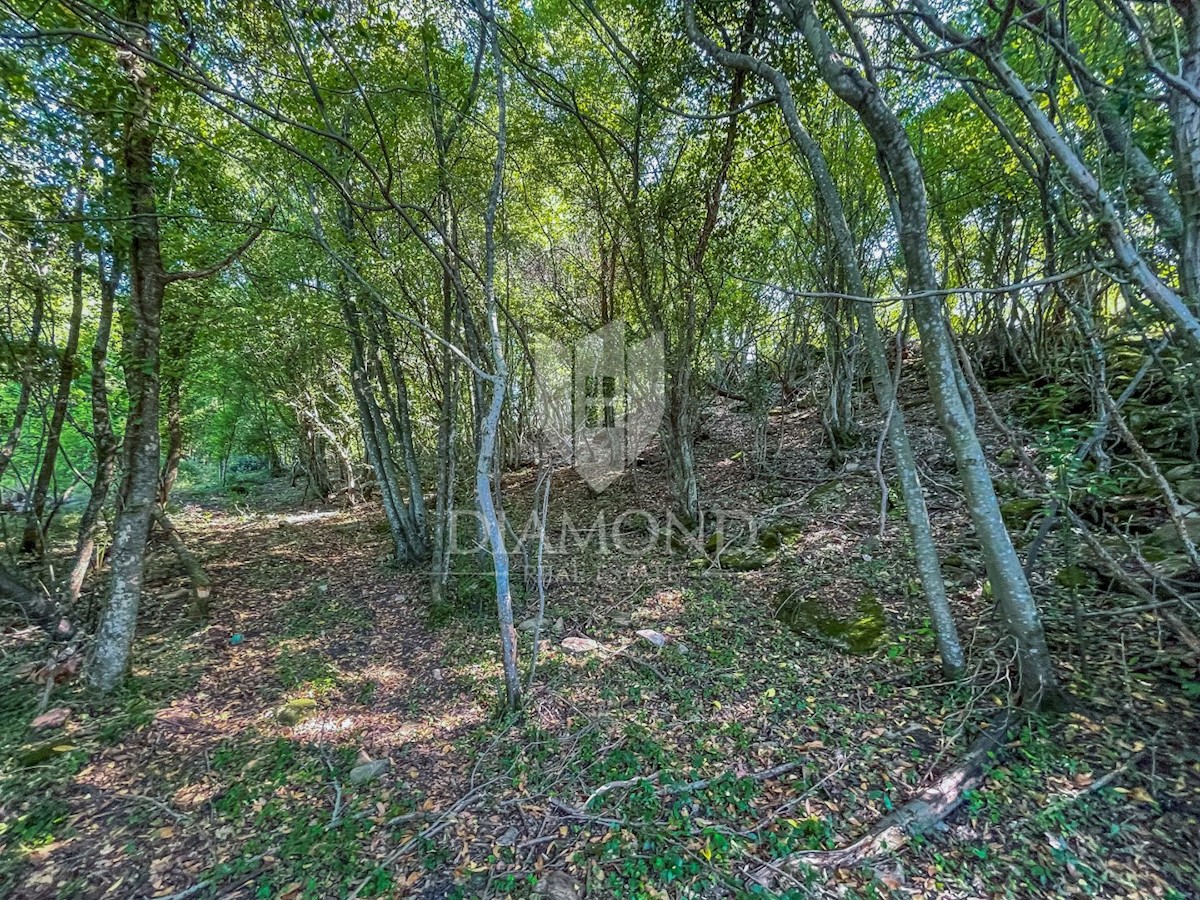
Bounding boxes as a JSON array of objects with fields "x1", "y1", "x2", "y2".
[
  {"x1": 1055, "y1": 566, "x2": 1094, "y2": 590},
  {"x1": 758, "y1": 521, "x2": 803, "y2": 551},
  {"x1": 275, "y1": 698, "x2": 318, "y2": 726},
  {"x1": 1000, "y1": 498, "x2": 1043, "y2": 529},
  {"x1": 776, "y1": 592, "x2": 886, "y2": 653},
  {"x1": 719, "y1": 550, "x2": 777, "y2": 571}
]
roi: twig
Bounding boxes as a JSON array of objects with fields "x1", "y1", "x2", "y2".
[
  {"x1": 347, "y1": 782, "x2": 495, "y2": 899},
  {"x1": 157, "y1": 852, "x2": 269, "y2": 900}
]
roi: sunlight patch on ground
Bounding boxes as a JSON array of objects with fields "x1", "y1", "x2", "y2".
[
  {"x1": 291, "y1": 715, "x2": 360, "y2": 737},
  {"x1": 276, "y1": 509, "x2": 343, "y2": 525}
]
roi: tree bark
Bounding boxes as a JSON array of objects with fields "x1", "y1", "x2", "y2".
[
  {"x1": 157, "y1": 376, "x2": 183, "y2": 507},
  {"x1": 89, "y1": 0, "x2": 168, "y2": 693},
  {"x1": 479, "y1": 0, "x2": 522, "y2": 711},
  {"x1": 782, "y1": 0, "x2": 1059, "y2": 705},
  {"x1": 22, "y1": 194, "x2": 85, "y2": 555},
  {"x1": 0, "y1": 279, "x2": 45, "y2": 485},
  {"x1": 684, "y1": 1, "x2": 965, "y2": 677},
  {"x1": 64, "y1": 248, "x2": 120, "y2": 605}
]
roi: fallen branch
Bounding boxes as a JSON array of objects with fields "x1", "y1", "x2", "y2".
[
  {"x1": 749, "y1": 710, "x2": 1016, "y2": 889},
  {"x1": 153, "y1": 510, "x2": 212, "y2": 621},
  {"x1": 660, "y1": 759, "x2": 805, "y2": 797},
  {"x1": 347, "y1": 781, "x2": 495, "y2": 900}
]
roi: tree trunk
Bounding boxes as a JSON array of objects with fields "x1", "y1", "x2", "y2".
[
  {"x1": 909, "y1": 0, "x2": 1200, "y2": 352},
  {"x1": 22, "y1": 195, "x2": 85, "y2": 555},
  {"x1": 89, "y1": 0, "x2": 167, "y2": 693},
  {"x1": 64, "y1": 249, "x2": 120, "y2": 605},
  {"x1": 1173, "y1": 1, "x2": 1200, "y2": 310},
  {"x1": 0, "y1": 279, "x2": 45, "y2": 485},
  {"x1": 157, "y1": 377, "x2": 183, "y2": 507},
  {"x1": 152, "y1": 509, "x2": 211, "y2": 621},
  {"x1": 683, "y1": 2, "x2": 965, "y2": 676},
  {"x1": 480, "y1": 0, "x2": 522, "y2": 711},
  {"x1": 784, "y1": 0, "x2": 1058, "y2": 705}
]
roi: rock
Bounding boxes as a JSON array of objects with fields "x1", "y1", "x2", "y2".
[
  {"x1": 719, "y1": 550, "x2": 776, "y2": 571},
  {"x1": 496, "y1": 825, "x2": 520, "y2": 847},
  {"x1": 349, "y1": 759, "x2": 389, "y2": 785},
  {"x1": 561, "y1": 637, "x2": 601, "y2": 655},
  {"x1": 275, "y1": 698, "x2": 318, "y2": 726},
  {"x1": 552, "y1": 617, "x2": 565, "y2": 635},
  {"x1": 518, "y1": 617, "x2": 541, "y2": 632},
  {"x1": 18, "y1": 740, "x2": 77, "y2": 766},
  {"x1": 636, "y1": 629, "x2": 666, "y2": 648},
  {"x1": 1000, "y1": 498, "x2": 1043, "y2": 529},
  {"x1": 1145, "y1": 515, "x2": 1200, "y2": 553},
  {"x1": 1165, "y1": 463, "x2": 1197, "y2": 482},
  {"x1": 1055, "y1": 566, "x2": 1093, "y2": 590},
  {"x1": 1175, "y1": 479, "x2": 1200, "y2": 504},
  {"x1": 612, "y1": 613, "x2": 632, "y2": 627},
  {"x1": 536, "y1": 871, "x2": 584, "y2": 899},
  {"x1": 30, "y1": 707, "x2": 70, "y2": 730}
]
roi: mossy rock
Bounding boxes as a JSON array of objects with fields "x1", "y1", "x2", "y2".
[
  {"x1": 1175, "y1": 479, "x2": 1200, "y2": 504},
  {"x1": 1055, "y1": 565, "x2": 1094, "y2": 590},
  {"x1": 776, "y1": 592, "x2": 886, "y2": 653},
  {"x1": 720, "y1": 549, "x2": 777, "y2": 571},
  {"x1": 1164, "y1": 463, "x2": 1198, "y2": 483},
  {"x1": 275, "y1": 698, "x2": 318, "y2": 726},
  {"x1": 806, "y1": 480, "x2": 843, "y2": 505},
  {"x1": 1145, "y1": 516, "x2": 1200, "y2": 552},
  {"x1": 759, "y1": 521, "x2": 804, "y2": 551},
  {"x1": 17, "y1": 740, "x2": 78, "y2": 767},
  {"x1": 1000, "y1": 498, "x2": 1043, "y2": 529}
]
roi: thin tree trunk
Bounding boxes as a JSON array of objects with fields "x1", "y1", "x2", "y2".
[
  {"x1": 89, "y1": 0, "x2": 168, "y2": 693},
  {"x1": 0, "y1": 280, "x2": 46, "y2": 485},
  {"x1": 152, "y1": 509, "x2": 212, "y2": 621},
  {"x1": 479, "y1": 0, "x2": 522, "y2": 711},
  {"x1": 22, "y1": 194, "x2": 85, "y2": 554},
  {"x1": 157, "y1": 377, "x2": 183, "y2": 507},
  {"x1": 684, "y1": 2, "x2": 965, "y2": 676},
  {"x1": 1172, "y1": 2, "x2": 1200, "y2": 309},
  {"x1": 64, "y1": 249, "x2": 120, "y2": 606},
  {"x1": 910, "y1": 0, "x2": 1200, "y2": 352},
  {"x1": 783, "y1": 0, "x2": 1058, "y2": 705}
]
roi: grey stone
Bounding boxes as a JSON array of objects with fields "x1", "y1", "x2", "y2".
[
  {"x1": 536, "y1": 871, "x2": 584, "y2": 899},
  {"x1": 275, "y1": 698, "x2": 318, "y2": 726},
  {"x1": 349, "y1": 759, "x2": 389, "y2": 785},
  {"x1": 1164, "y1": 464, "x2": 1197, "y2": 482},
  {"x1": 636, "y1": 629, "x2": 667, "y2": 648},
  {"x1": 1174, "y1": 479, "x2": 1200, "y2": 504},
  {"x1": 561, "y1": 636, "x2": 601, "y2": 655}
]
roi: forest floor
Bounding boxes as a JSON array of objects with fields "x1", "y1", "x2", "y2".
[{"x1": 2, "y1": 380, "x2": 1199, "y2": 899}]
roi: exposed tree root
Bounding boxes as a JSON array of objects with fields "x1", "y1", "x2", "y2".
[
  {"x1": 153, "y1": 510, "x2": 213, "y2": 621},
  {"x1": 749, "y1": 710, "x2": 1017, "y2": 890}
]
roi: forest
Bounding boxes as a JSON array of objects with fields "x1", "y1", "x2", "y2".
[{"x1": 0, "y1": 0, "x2": 1198, "y2": 896}]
